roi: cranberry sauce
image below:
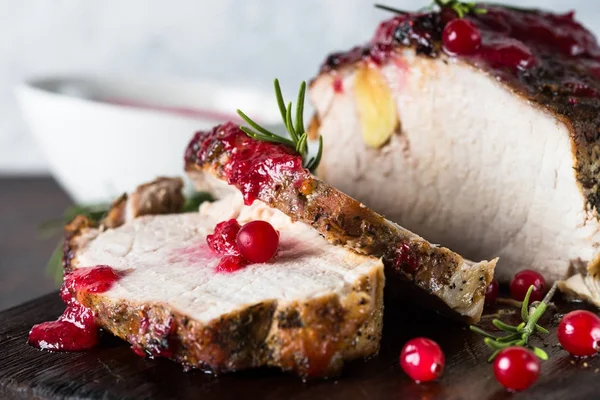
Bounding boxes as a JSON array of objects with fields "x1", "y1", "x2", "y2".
[
  {"x1": 388, "y1": 242, "x2": 420, "y2": 275},
  {"x1": 185, "y1": 122, "x2": 306, "y2": 205},
  {"x1": 107, "y1": 98, "x2": 243, "y2": 124},
  {"x1": 28, "y1": 266, "x2": 120, "y2": 351},
  {"x1": 129, "y1": 315, "x2": 175, "y2": 358},
  {"x1": 215, "y1": 255, "x2": 249, "y2": 273},
  {"x1": 321, "y1": 5, "x2": 600, "y2": 101},
  {"x1": 207, "y1": 219, "x2": 242, "y2": 256},
  {"x1": 206, "y1": 219, "x2": 249, "y2": 273}
]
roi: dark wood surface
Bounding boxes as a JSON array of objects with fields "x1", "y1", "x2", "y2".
[
  {"x1": 1, "y1": 178, "x2": 599, "y2": 400},
  {"x1": 0, "y1": 177, "x2": 71, "y2": 311}
]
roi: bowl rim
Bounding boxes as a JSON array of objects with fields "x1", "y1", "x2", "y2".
[{"x1": 15, "y1": 73, "x2": 282, "y2": 124}]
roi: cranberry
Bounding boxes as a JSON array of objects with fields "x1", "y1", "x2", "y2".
[
  {"x1": 216, "y1": 255, "x2": 249, "y2": 273},
  {"x1": 493, "y1": 347, "x2": 540, "y2": 391},
  {"x1": 485, "y1": 279, "x2": 499, "y2": 307},
  {"x1": 131, "y1": 345, "x2": 147, "y2": 357},
  {"x1": 510, "y1": 269, "x2": 546, "y2": 302},
  {"x1": 564, "y1": 80, "x2": 598, "y2": 97},
  {"x1": 557, "y1": 310, "x2": 600, "y2": 356},
  {"x1": 400, "y1": 337, "x2": 445, "y2": 382},
  {"x1": 333, "y1": 78, "x2": 344, "y2": 94},
  {"x1": 391, "y1": 242, "x2": 419, "y2": 274},
  {"x1": 207, "y1": 219, "x2": 242, "y2": 256},
  {"x1": 442, "y1": 19, "x2": 482, "y2": 55},
  {"x1": 236, "y1": 220, "x2": 279, "y2": 263}
]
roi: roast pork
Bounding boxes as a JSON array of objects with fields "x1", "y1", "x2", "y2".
[
  {"x1": 64, "y1": 178, "x2": 384, "y2": 378},
  {"x1": 184, "y1": 122, "x2": 497, "y2": 322},
  {"x1": 308, "y1": 4, "x2": 600, "y2": 299}
]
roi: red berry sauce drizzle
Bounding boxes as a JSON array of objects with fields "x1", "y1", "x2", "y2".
[
  {"x1": 321, "y1": 5, "x2": 600, "y2": 102},
  {"x1": 128, "y1": 315, "x2": 176, "y2": 359},
  {"x1": 389, "y1": 242, "x2": 419, "y2": 275},
  {"x1": 28, "y1": 266, "x2": 120, "y2": 351},
  {"x1": 185, "y1": 122, "x2": 306, "y2": 206}
]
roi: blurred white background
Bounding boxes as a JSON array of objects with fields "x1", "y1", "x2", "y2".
[{"x1": 1, "y1": 0, "x2": 598, "y2": 174}]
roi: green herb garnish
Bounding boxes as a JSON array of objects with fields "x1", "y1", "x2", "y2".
[
  {"x1": 374, "y1": 4, "x2": 409, "y2": 14},
  {"x1": 236, "y1": 79, "x2": 323, "y2": 173},
  {"x1": 470, "y1": 283, "x2": 557, "y2": 361},
  {"x1": 434, "y1": 0, "x2": 487, "y2": 18},
  {"x1": 375, "y1": 1, "x2": 487, "y2": 18},
  {"x1": 182, "y1": 191, "x2": 213, "y2": 213}
]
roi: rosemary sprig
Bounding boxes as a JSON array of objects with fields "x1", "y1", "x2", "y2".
[
  {"x1": 374, "y1": 4, "x2": 409, "y2": 15},
  {"x1": 237, "y1": 79, "x2": 324, "y2": 173},
  {"x1": 470, "y1": 282, "x2": 558, "y2": 362},
  {"x1": 433, "y1": 0, "x2": 487, "y2": 18},
  {"x1": 181, "y1": 192, "x2": 213, "y2": 213},
  {"x1": 376, "y1": 1, "x2": 487, "y2": 18}
]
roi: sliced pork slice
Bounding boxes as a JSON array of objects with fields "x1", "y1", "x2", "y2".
[
  {"x1": 64, "y1": 179, "x2": 384, "y2": 378},
  {"x1": 308, "y1": 5, "x2": 600, "y2": 296},
  {"x1": 184, "y1": 123, "x2": 497, "y2": 323}
]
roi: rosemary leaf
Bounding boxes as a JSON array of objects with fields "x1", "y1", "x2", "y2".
[
  {"x1": 306, "y1": 135, "x2": 324, "y2": 173},
  {"x1": 496, "y1": 333, "x2": 523, "y2": 343},
  {"x1": 182, "y1": 192, "x2": 213, "y2": 213},
  {"x1": 469, "y1": 325, "x2": 496, "y2": 339},
  {"x1": 374, "y1": 4, "x2": 409, "y2": 15},
  {"x1": 492, "y1": 319, "x2": 519, "y2": 333},
  {"x1": 487, "y1": 349, "x2": 501, "y2": 363},
  {"x1": 47, "y1": 240, "x2": 64, "y2": 284},
  {"x1": 240, "y1": 127, "x2": 294, "y2": 147},
  {"x1": 295, "y1": 81, "x2": 306, "y2": 136},
  {"x1": 533, "y1": 347, "x2": 549, "y2": 361},
  {"x1": 237, "y1": 109, "x2": 279, "y2": 139},
  {"x1": 296, "y1": 133, "x2": 308, "y2": 156},
  {"x1": 521, "y1": 285, "x2": 534, "y2": 322},
  {"x1": 274, "y1": 79, "x2": 288, "y2": 125},
  {"x1": 238, "y1": 79, "x2": 324, "y2": 172},
  {"x1": 535, "y1": 325, "x2": 549, "y2": 334},
  {"x1": 285, "y1": 102, "x2": 296, "y2": 140},
  {"x1": 484, "y1": 337, "x2": 512, "y2": 350}
]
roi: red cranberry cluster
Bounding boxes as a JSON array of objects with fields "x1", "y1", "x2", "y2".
[{"x1": 207, "y1": 219, "x2": 279, "y2": 272}]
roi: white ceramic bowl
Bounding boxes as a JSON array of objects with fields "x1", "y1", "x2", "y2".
[{"x1": 15, "y1": 75, "x2": 284, "y2": 204}]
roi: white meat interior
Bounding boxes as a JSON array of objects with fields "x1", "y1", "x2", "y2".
[
  {"x1": 311, "y1": 50, "x2": 600, "y2": 282},
  {"x1": 73, "y1": 194, "x2": 383, "y2": 323}
]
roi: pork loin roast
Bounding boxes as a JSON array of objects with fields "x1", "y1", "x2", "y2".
[
  {"x1": 64, "y1": 178, "x2": 384, "y2": 378},
  {"x1": 184, "y1": 123, "x2": 497, "y2": 322},
  {"x1": 308, "y1": 5, "x2": 600, "y2": 298}
]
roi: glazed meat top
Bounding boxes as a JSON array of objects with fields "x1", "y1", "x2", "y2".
[{"x1": 318, "y1": 4, "x2": 600, "y2": 210}]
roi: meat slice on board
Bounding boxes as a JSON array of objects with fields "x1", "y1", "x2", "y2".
[
  {"x1": 64, "y1": 178, "x2": 385, "y2": 378},
  {"x1": 184, "y1": 123, "x2": 497, "y2": 323}
]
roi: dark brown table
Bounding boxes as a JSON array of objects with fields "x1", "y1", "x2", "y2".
[{"x1": 0, "y1": 177, "x2": 71, "y2": 311}]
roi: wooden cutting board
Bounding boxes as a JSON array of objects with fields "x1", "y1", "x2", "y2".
[{"x1": 1, "y1": 292, "x2": 599, "y2": 400}]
